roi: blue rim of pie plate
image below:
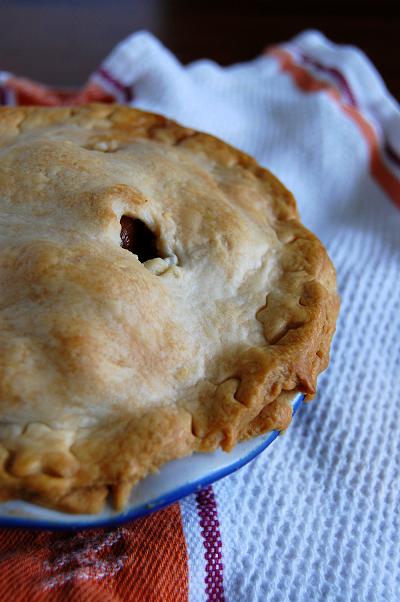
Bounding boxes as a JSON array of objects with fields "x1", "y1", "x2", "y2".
[{"x1": 0, "y1": 393, "x2": 304, "y2": 530}]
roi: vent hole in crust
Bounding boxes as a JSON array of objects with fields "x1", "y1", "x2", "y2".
[{"x1": 120, "y1": 216, "x2": 160, "y2": 263}]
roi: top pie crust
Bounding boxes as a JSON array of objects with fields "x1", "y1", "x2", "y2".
[{"x1": 0, "y1": 105, "x2": 339, "y2": 513}]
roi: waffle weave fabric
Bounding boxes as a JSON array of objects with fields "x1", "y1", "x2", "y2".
[{"x1": 1, "y1": 29, "x2": 400, "y2": 602}]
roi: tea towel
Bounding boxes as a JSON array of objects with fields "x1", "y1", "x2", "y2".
[{"x1": 1, "y1": 29, "x2": 400, "y2": 601}]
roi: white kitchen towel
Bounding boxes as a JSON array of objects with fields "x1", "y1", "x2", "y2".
[
  {"x1": 2, "y1": 28, "x2": 400, "y2": 601},
  {"x1": 95, "y1": 29, "x2": 400, "y2": 601}
]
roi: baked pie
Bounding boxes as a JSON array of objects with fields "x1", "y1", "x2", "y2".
[{"x1": 0, "y1": 105, "x2": 339, "y2": 513}]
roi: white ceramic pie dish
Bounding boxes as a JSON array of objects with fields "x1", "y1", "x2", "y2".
[{"x1": 0, "y1": 393, "x2": 304, "y2": 530}]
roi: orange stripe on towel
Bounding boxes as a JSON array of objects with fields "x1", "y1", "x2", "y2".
[
  {"x1": 5, "y1": 77, "x2": 115, "y2": 106},
  {"x1": 268, "y1": 48, "x2": 400, "y2": 209},
  {"x1": 0, "y1": 504, "x2": 189, "y2": 602}
]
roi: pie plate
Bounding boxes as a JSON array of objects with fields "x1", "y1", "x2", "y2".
[{"x1": 0, "y1": 393, "x2": 304, "y2": 530}]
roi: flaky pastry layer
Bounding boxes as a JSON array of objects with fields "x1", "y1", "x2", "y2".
[{"x1": 0, "y1": 105, "x2": 339, "y2": 513}]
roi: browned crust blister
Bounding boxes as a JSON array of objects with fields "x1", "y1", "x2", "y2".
[{"x1": 0, "y1": 105, "x2": 339, "y2": 513}]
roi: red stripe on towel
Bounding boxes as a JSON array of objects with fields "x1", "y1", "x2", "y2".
[{"x1": 196, "y1": 486, "x2": 225, "y2": 602}]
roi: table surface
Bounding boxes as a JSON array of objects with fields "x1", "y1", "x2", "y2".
[{"x1": 0, "y1": 0, "x2": 399, "y2": 100}]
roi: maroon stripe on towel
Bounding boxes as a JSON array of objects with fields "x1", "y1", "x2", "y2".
[
  {"x1": 195, "y1": 486, "x2": 225, "y2": 602},
  {"x1": 97, "y1": 67, "x2": 134, "y2": 103},
  {"x1": 298, "y1": 53, "x2": 358, "y2": 107}
]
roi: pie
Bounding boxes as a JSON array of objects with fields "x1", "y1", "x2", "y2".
[{"x1": 0, "y1": 105, "x2": 339, "y2": 513}]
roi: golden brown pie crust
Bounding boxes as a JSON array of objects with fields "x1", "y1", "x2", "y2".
[{"x1": 0, "y1": 105, "x2": 339, "y2": 513}]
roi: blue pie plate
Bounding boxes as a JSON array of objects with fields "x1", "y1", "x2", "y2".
[{"x1": 0, "y1": 393, "x2": 304, "y2": 530}]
